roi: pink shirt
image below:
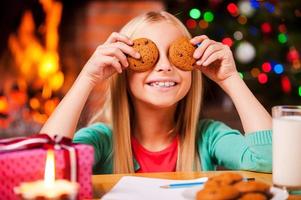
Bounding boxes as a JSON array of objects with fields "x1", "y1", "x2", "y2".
[{"x1": 131, "y1": 136, "x2": 178, "y2": 173}]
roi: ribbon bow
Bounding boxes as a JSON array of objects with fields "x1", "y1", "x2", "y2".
[{"x1": 0, "y1": 134, "x2": 77, "y2": 182}]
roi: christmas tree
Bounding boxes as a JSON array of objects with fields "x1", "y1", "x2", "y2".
[{"x1": 168, "y1": 0, "x2": 301, "y2": 106}]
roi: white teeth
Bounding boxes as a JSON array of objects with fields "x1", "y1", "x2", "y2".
[{"x1": 149, "y1": 81, "x2": 176, "y2": 88}]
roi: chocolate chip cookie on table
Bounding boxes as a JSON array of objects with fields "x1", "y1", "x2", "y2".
[
  {"x1": 128, "y1": 37, "x2": 196, "y2": 72},
  {"x1": 196, "y1": 172, "x2": 272, "y2": 200}
]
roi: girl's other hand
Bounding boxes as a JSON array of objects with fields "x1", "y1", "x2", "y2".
[
  {"x1": 190, "y1": 35, "x2": 237, "y2": 85},
  {"x1": 81, "y1": 32, "x2": 140, "y2": 86}
]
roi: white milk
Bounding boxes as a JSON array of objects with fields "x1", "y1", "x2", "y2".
[{"x1": 273, "y1": 116, "x2": 301, "y2": 188}]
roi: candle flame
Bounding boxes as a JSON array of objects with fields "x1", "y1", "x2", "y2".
[{"x1": 44, "y1": 149, "x2": 55, "y2": 187}]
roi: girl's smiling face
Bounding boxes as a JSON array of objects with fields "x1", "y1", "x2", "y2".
[{"x1": 127, "y1": 21, "x2": 192, "y2": 108}]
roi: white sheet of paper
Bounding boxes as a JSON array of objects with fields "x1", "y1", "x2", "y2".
[{"x1": 101, "y1": 176, "x2": 208, "y2": 200}]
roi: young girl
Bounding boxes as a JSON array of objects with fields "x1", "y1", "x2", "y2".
[{"x1": 40, "y1": 11, "x2": 272, "y2": 174}]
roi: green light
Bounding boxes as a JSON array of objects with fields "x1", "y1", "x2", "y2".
[
  {"x1": 189, "y1": 8, "x2": 201, "y2": 19},
  {"x1": 278, "y1": 33, "x2": 287, "y2": 44},
  {"x1": 299, "y1": 86, "x2": 301, "y2": 97},
  {"x1": 238, "y1": 72, "x2": 244, "y2": 79},
  {"x1": 204, "y1": 11, "x2": 214, "y2": 22}
]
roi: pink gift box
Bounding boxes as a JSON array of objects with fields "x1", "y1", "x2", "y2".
[{"x1": 0, "y1": 136, "x2": 94, "y2": 200}]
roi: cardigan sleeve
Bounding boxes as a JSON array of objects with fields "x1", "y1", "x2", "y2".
[
  {"x1": 200, "y1": 119, "x2": 272, "y2": 172},
  {"x1": 73, "y1": 123, "x2": 113, "y2": 167}
]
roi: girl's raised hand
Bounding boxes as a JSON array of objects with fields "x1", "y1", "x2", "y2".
[
  {"x1": 81, "y1": 32, "x2": 140, "y2": 86},
  {"x1": 190, "y1": 35, "x2": 237, "y2": 85}
]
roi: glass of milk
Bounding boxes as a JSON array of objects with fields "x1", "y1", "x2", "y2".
[{"x1": 272, "y1": 105, "x2": 301, "y2": 193}]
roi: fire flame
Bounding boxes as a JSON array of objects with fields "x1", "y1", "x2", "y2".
[
  {"x1": 44, "y1": 149, "x2": 55, "y2": 186},
  {"x1": 0, "y1": 96, "x2": 9, "y2": 114},
  {"x1": 8, "y1": 0, "x2": 63, "y2": 98}
]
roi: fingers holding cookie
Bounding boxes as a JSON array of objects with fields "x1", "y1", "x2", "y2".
[
  {"x1": 111, "y1": 42, "x2": 141, "y2": 67},
  {"x1": 192, "y1": 37, "x2": 213, "y2": 60},
  {"x1": 196, "y1": 42, "x2": 224, "y2": 66},
  {"x1": 190, "y1": 35, "x2": 237, "y2": 83},
  {"x1": 96, "y1": 46, "x2": 129, "y2": 69},
  {"x1": 190, "y1": 35, "x2": 209, "y2": 46},
  {"x1": 191, "y1": 35, "x2": 225, "y2": 68},
  {"x1": 192, "y1": 37, "x2": 223, "y2": 66},
  {"x1": 104, "y1": 32, "x2": 133, "y2": 46},
  {"x1": 97, "y1": 32, "x2": 141, "y2": 73}
]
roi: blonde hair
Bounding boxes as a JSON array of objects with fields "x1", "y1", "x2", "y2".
[{"x1": 90, "y1": 11, "x2": 203, "y2": 173}]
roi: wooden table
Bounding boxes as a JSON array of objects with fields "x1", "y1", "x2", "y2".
[{"x1": 92, "y1": 171, "x2": 300, "y2": 199}]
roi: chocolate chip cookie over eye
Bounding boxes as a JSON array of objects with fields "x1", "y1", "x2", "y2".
[
  {"x1": 128, "y1": 38, "x2": 159, "y2": 72},
  {"x1": 169, "y1": 37, "x2": 196, "y2": 71}
]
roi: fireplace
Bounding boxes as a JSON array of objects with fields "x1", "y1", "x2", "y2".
[{"x1": 0, "y1": 1, "x2": 164, "y2": 138}]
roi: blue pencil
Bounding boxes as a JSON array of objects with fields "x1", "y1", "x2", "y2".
[
  {"x1": 160, "y1": 177, "x2": 255, "y2": 189},
  {"x1": 160, "y1": 181, "x2": 205, "y2": 189}
]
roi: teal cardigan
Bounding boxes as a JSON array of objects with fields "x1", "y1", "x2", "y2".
[{"x1": 73, "y1": 119, "x2": 272, "y2": 174}]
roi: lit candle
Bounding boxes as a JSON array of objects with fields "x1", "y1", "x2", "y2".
[{"x1": 15, "y1": 150, "x2": 79, "y2": 200}]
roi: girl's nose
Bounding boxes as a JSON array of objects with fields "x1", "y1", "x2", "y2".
[{"x1": 154, "y1": 54, "x2": 173, "y2": 72}]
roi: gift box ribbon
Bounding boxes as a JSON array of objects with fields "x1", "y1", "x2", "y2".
[{"x1": 0, "y1": 134, "x2": 77, "y2": 182}]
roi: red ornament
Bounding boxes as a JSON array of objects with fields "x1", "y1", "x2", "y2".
[
  {"x1": 186, "y1": 19, "x2": 197, "y2": 29},
  {"x1": 286, "y1": 47, "x2": 299, "y2": 62},
  {"x1": 222, "y1": 37, "x2": 233, "y2": 47},
  {"x1": 262, "y1": 62, "x2": 272, "y2": 72},
  {"x1": 281, "y1": 76, "x2": 291, "y2": 93},
  {"x1": 227, "y1": 3, "x2": 238, "y2": 15},
  {"x1": 261, "y1": 22, "x2": 272, "y2": 34},
  {"x1": 258, "y1": 73, "x2": 268, "y2": 84},
  {"x1": 278, "y1": 24, "x2": 287, "y2": 33}
]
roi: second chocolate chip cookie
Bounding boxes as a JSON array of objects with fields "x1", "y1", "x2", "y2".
[{"x1": 128, "y1": 38, "x2": 159, "y2": 72}]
